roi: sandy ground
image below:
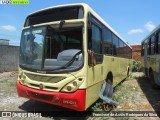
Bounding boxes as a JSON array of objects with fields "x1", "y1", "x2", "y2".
[{"x1": 0, "y1": 71, "x2": 160, "y2": 120}]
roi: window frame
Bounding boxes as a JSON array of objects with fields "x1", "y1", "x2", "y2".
[
  {"x1": 158, "y1": 32, "x2": 160, "y2": 54},
  {"x1": 103, "y1": 27, "x2": 112, "y2": 55},
  {"x1": 151, "y1": 35, "x2": 155, "y2": 55},
  {"x1": 112, "y1": 33, "x2": 119, "y2": 56},
  {"x1": 148, "y1": 38, "x2": 151, "y2": 55},
  {"x1": 87, "y1": 13, "x2": 103, "y2": 65}
]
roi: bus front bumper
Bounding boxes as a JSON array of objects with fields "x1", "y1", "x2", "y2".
[{"x1": 16, "y1": 81, "x2": 86, "y2": 111}]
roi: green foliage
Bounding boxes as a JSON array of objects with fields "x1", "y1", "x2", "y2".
[
  {"x1": 132, "y1": 60, "x2": 141, "y2": 72},
  {"x1": 91, "y1": 102, "x2": 103, "y2": 111}
]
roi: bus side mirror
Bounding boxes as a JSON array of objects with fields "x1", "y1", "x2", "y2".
[{"x1": 88, "y1": 50, "x2": 96, "y2": 66}]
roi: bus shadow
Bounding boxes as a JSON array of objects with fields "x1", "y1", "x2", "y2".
[
  {"x1": 19, "y1": 99, "x2": 92, "y2": 119},
  {"x1": 136, "y1": 75, "x2": 160, "y2": 117},
  {"x1": 18, "y1": 78, "x2": 128, "y2": 119},
  {"x1": 113, "y1": 78, "x2": 126, "y2": 92}
]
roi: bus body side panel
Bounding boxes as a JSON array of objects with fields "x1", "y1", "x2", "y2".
[
  {"x1": 119, "y1": 57, "x2": 128, "y2": 82},
  {"x1": 85, "y1": 55, "x2": 130, "y2": 109},
  {"x1": 141, "y1": 44, "x2": 160, "y2": 86},
  {"x1": 149, "y1": 55, "x2": 160, "y2": 86},
  {"x1": 85, "y1": 81, "x2": 103, "y2": 109},
  {"x1": 141, "y1": 56, "x2": 145, "y2": 74},
  {"x1": 102, "y1": 56, "x2": 127, "y2": 87},
  {"x1": 111, "y1": 57, "x2": 120, "y2": 86},
  {"x1": 85, "y1": 64, "x2": 103, "y2": 109},
  {"x1": 155, "y1": 55, "x2": 160, "y2": 85}
]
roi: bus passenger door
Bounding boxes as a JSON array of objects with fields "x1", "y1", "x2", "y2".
[
  {"x1": 86, "y1": 22, "x2": 103, "y2": 108},
  {"x1": 87, "y1": 23, "x2": 103, "y2": 86}
]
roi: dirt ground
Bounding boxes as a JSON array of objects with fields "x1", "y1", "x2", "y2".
[{"x1": 0, "y1": 71, "x2": 160, "y2": 120}]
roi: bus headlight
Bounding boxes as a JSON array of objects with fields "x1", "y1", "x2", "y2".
[
  {"x1": 67, "y1": 86, "x2": 72, "y2": 91},
  {"x1": 61, "y1": 78, "x2": 84, "y2": 92},
  {"x1": 73, "y1": 81, "x2": 78, "y2": 87}
]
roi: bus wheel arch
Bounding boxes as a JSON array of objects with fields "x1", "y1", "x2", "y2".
[
  {"x1": 127, "y1": 67, "x2": 130, "y2": 76},
  {"x1": 149, "y1": 68, "x2": 158, "y2": 89},
  {"x1": 105, "y1": 71, "x2": 113, "y2": 85}
]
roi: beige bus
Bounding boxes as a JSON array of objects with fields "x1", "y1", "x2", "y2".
[
  {"x1": 16, "y1": 3, "x2": 132, "y2": 111},
  {"x1": 141, "y1": 25, "x2": 160, "y2": 88}
]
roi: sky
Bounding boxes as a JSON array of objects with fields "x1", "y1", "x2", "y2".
[{"x1": 0, "y1": 0, "x2": 160, "y2": 46}]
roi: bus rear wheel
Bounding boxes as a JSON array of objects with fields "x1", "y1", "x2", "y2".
[
  {"x1": 150, "y1": 71, "x2": 158, "y2": 89},
  {"x1": 127, "y1": 68, "x2": 130, "y2": 77}
]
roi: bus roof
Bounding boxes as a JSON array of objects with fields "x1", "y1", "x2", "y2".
[
  {"x1": 27, "y1": 3, "x2": 131, "y2": 49},
  {"x1": 141, "y1": 24, "x2": 160, "y2": 43},
  {"x1": 85, "y1": 4, "x2": 131, "y2": 48}
]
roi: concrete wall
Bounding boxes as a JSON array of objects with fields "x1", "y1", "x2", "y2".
[{"x1": 0, "y1": 45, "x2": 19, "y2": 72}]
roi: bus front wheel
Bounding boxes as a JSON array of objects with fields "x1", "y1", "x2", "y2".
[{"x1": 106, "y1": 72, "x2": 113, "y2": 85}]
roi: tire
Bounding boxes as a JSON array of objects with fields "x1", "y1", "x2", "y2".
[
  {"x1": 150, "y1": 71, "x2": 158, "y2": 89},
  {"x1": 127, "y1": 68, "x2": 129, "y2": 77}
]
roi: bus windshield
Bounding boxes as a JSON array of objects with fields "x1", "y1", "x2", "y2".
[{"x1": 19, "y1": 25, "x2": 83, "y2": 72}]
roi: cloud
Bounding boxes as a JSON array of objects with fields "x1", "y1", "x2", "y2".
[
  {"x1": 0, "y1": 25, "x2": 16, "y2": 31},
  {"x1": 144, "y1": 21, "x2": 156, "y2": 32},
  {"x1": 127, "y1": 29, "x2": 144, "y2": 35}
]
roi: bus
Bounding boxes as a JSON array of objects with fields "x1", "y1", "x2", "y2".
[
  {"x1": 141, "y1": 24, "x2": 160, "y2": 88},
  {"x1": 16, "y1": 3, "x2": 132, "y2": 111}
]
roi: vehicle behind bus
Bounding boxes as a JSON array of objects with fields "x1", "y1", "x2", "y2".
[{"x1": 141, "y1": 25, "x2": 160, "y2": 88}]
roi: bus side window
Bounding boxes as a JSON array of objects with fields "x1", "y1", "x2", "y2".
[
  {"x1": 123, "y1": 43, "x2": 127, "y2": 58},
  {"x1": 91, "y1": 24, "x2": 102, "y2": 54},
  {"x1": 155, "y1": 33, "x2": 159, "y2": 54},
  {"x1": 118, "y1": 40, "x2": 124, "y2": 58},
  {"x1": 148, "y1": 39, "x2": 151, "y2": 55},
  {"x1": 88, "y1": 27, "x2": 92, "y2": 50},
  {"x1": 141, "y1": 42, "x2": 144, "y2": 56},
  {"x1": 112, "y1": 33, "x2": 119, "y2": 56},
  {"x1": 151, "y1": 35, "x2": 155, "y2": 55},
  {"x1": 88, "y1": 23, "x2": 103, "y2": 65},
  {"x1": 158, "y1": 32, "x2": 160, "y2": 54},
  {"x1": 104, "y1": 27, "x2": 112, "y2": 55}
]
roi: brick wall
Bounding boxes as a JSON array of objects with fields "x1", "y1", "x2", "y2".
[{"x1": 131, "y1": 45, "x2": 141, "y2": 61}]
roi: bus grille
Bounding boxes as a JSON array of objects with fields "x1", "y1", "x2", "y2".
[
  {"x1": 29, "y1": 83, "x2": 58, "y2": 90},
  {"x1": 25, "y1": 73, "x2": 66, "y2": 83}
]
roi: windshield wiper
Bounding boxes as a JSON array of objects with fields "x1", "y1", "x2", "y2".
[
  {"x1": 61, "y1": 50, "x2": 82, "y2": 69},
  {"x1": 53, "y1": 51, "x2": 82, "y2": 71}
]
